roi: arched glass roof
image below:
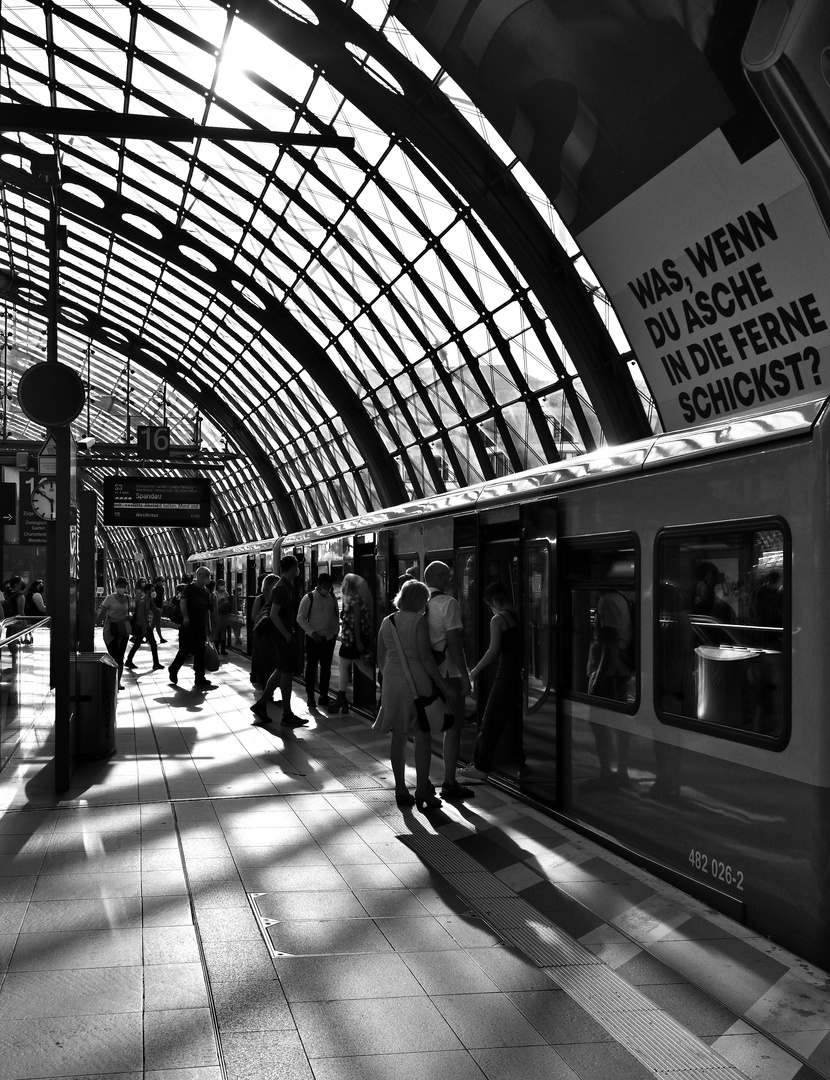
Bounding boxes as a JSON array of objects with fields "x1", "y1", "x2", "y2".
[{"x1": 0, "y1": 0, "x2": 656, "y2": 564}]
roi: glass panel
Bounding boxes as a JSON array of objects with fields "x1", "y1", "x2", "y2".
[
  {"x1": 563, "y1": 541, "x2": 637, "y2": 708},
  {"x1": 657, "y1": 524, "x2": 786, "y2": 741},
  {"x1": 526, "y1": 543, "x2": 550, "y2": 713}
]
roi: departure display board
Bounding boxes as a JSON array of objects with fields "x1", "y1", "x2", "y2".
[{"x1": 103, "y1": 477, "x2": 211, "y2": 527}]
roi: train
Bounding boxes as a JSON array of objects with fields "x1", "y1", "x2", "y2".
[{"x1": 190, "y1": 393, "x2": 830, "y2": 969}]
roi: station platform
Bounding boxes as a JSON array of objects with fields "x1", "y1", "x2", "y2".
[{"x1": 0, "y1": 639, "x2": 829, "y2": 1080}]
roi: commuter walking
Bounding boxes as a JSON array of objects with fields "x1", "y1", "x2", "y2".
[
  {"x1": 152, "y1": 577, "x2": 166, "y2": 643},
  {"x1": 168, "y1": 565, "x2": 216, "y2": 690},
  {"x1": 124, "y1": 581, "x2": 164, "y2": 673},
  {"x1": 98, "y1": 576, "x2": 132, "y2": 690},
  {"x1": 251, "y1": 555, "x2": 304, "y2": 727},
  {"x1": 296, "y1": 572, "x2": 339, "y2": 708}
]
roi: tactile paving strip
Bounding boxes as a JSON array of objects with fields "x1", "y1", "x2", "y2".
[{"x1": 399, "y1": 832, "x2": 749, "y2": 1080}]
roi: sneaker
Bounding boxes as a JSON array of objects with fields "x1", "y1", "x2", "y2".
[
  {"x1": 306, "y1": 697, "x2": 316, "y2": 709},
  {"x1": 318, "y1": 694, "x2": 331, "y2": 706},
  {"x1": 168, "y1": 667, "x2": 178, "y2": 685},
  {"x1": 152, "y1": 664, "x2": 165, "y2": 671},
  {"x1": 281, "y1": 714, "x2": 309, "y2": 728},
  {"x1": 194, "y1": 679, "x2": 216, "y2": 689},
  {"x1": 457, "y1": 763, "x2": 489, "y2": 782},
  {"x1": 123, "y1": 661, "x2": 136, "y2": 669}
]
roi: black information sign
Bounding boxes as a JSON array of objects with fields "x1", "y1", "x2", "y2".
[
  {"x1": 104, "y1": 477, "x2": 211, "y2": 527},
  {"x1": 136, "y1": 425, "x2": 171, "y2": 458}
]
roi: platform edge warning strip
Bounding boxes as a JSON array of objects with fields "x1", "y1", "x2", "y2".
[{"x1": 396, "y1": 832, "x2": 750, "y2": 1080}]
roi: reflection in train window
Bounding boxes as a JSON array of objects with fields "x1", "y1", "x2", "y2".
[
  {"x1": 455, "y1": 547, "x2": 476, "y2": 667},
  {"x1": 563, "y1": 539, "x2": 638, "y2": 710},
  {"x1": 526, "y1": 543, "x2": 550, "y2": 712},
  {"x1": 656, "y1": 522, "x2": 788, "y2": 744}
]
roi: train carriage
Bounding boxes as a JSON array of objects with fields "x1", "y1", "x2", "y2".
[{"x1": 192, "y1": 395, "x2": 830, "y2": 968}]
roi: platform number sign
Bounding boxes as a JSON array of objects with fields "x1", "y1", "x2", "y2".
[{"x1": 136, "y1": 425, "x2": 170, "y2": 458}]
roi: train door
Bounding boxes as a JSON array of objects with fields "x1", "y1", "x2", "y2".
[
  {"x1": 520, "y1": 497, "x2": 557, "y2": 804},
  {"x1": 476, "y1": 509, "x2": 524, "y2": 781},
  {"x1": 352, "y1": 532, "x2": 376, "y2": 712}
]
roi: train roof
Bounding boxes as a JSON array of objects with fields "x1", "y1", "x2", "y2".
[{"x1": 192, "y1": 394, "x2": 829, "y2": 561}]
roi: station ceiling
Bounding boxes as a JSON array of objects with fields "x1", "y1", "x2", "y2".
[{"x1": 0, "y1": 0, "x2": 660, "y2": 561}]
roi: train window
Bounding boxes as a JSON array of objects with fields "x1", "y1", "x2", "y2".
[
  {"x1": 656, "y1": 522, "x2": 788, "y2": 745},
  {"x1": 562, "y1": 538, "x2": 638, "y2": 710},
  {"x1": 396, "y1": 555, "x2": 419, "y2": 586}
]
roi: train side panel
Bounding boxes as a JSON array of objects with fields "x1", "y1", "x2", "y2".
[{"x1": 548, "y1": 430, "x2": 830, "y2": 964}]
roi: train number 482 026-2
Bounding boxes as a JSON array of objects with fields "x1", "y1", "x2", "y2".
[{"x1": 689, "y1": 849, "x2": 745, "y2": 890}]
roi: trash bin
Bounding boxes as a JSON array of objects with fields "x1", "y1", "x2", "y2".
[
  {"x1": 71, "y1": 652, "x2": 118, "y2": 757},
  {"x1": 695, "y1": 645, "x2": 761, "y2": 725}
]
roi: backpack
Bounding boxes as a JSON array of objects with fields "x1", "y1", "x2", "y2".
[{"x1": 167, "y1": 596, "x2": 183, "y2": 625}]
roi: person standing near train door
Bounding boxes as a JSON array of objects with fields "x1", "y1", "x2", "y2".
[
  {"x1": 168, "y1": 565, "x2": 216, "y2": 690},
  {"x1": 423, "y1": 561, "x2": 474, "y2": 802},
  {"x1": 297, "y1": 572, "x2": 339, "y2": 708}
]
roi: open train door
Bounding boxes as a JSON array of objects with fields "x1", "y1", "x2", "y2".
[{"x1": 520, "y1": 496, "x2": 558, "y2": 804}]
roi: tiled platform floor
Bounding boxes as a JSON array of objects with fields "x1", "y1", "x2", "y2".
[{"x1": 0, "y1": 637, "x2": 829, "y2": 1080}]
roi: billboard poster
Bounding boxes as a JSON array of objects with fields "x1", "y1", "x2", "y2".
[
  {"x1": 394, "y1": 0, "x2": 830, "y2": 431},
  {"x1": 577, "y1": 136, "x2": 830, "y2": 430}
]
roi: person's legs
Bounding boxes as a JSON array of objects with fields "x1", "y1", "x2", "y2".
[
  {"x1": 329, "y1": 657, "x2": 351, "y2": 712},
  {"x1": 169, "y1": 629, "x2": 192, "y2": 683},
  {"x1": 440, "y1": 676, "x2": 465, "y2": 786},
  {"x1": 413, "y1": 728, "x2": 437, "y2": 805},
  {"x1": 193, "y1": 635, "x2": 207, "y2": 681},
  {"x1": 124, "y1": 633, "x2": 141, "y2": 667},
  {"x1": 390, "y1": 728, "x2": 409, "y2": 794},
  {"x1": 148, "y1": 633, "x2": 161, "y2": 667},
  {"x1": 304, "y1": 637, "x2": 320, "y2": 702},
  {"x1": 279, "y1": 668, "x2": 294, "y2": 711},
  {"x1": 318, "y1": 637, "x2": 336, "y2": 701}
]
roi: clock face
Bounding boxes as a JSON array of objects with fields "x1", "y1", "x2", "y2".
[{"x1": 31, "y1": 478, "x2": 57, "y2": 521}]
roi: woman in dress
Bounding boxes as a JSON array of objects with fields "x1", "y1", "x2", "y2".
[
  {"x1": 459, "y1": 581, "x2": 524, "y2": 781},
  {"x1": 250, "y1": 573, "x2": 277, "y2": 690},
  {"x1": 329, "y1": 573, "x2": 374, "y2": 714},
  {"x1": 374, "y1": 579, "x2": 456, "y2": 810}
]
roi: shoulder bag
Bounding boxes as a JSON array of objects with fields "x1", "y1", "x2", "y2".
[{"x1": 387, "y1": 617, "x2": 453, "y2": 732}]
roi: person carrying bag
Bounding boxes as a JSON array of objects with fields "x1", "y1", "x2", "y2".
[{"x1": 374, "y1": 580, "x2": 456, "y2": 811}]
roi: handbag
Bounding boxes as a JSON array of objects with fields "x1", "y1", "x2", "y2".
[
  {"x1": 387, "y1": 617, "x2": 452, "y2": 732},
  {"x1": 204, "y1": 639, "x2": 220, "y2": 672}
]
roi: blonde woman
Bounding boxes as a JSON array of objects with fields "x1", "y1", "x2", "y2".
[{"x1": 329, "y1": 573, "x2": 374, "y2": 714}]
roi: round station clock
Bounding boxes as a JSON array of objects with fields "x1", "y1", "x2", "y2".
[{"x1": 31, "y1": 477, "x2": 57, "y2": 521}]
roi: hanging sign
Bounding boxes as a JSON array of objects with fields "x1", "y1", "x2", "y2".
[{"x1": 103, "y1": 476, "x2": 211, "y2": 526}]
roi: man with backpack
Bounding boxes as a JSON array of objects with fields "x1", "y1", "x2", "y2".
[{"x1": 296, "y1": 572, "x2": 339, "y2": 708}]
